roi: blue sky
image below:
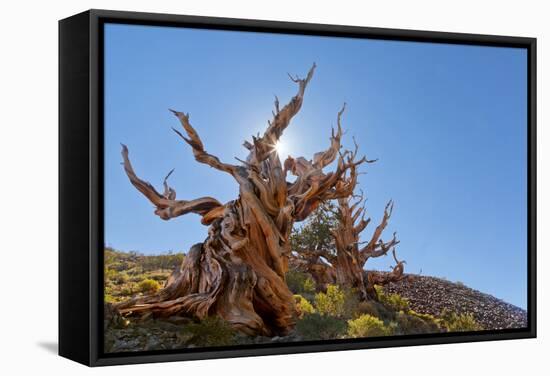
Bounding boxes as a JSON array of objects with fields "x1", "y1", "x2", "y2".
[{"x1": 103, "y1": 23, "x2": 527, "y2": 308}]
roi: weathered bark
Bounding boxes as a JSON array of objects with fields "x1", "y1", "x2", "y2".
[
  {"x1": 290, "y1": 190, "x2": 405, "y2": 300},
  {"x1": 289, "y1": 252, "x2": 337, "y2": 290},
  {"x1": 116, "y1": 64, "x2": 366, "y2": 336},
  {"x1": 331, "y1": 195, "x2": 404, "y2": 300},
  {"x1": 365, "y1": 248, "x2": 408, "y2": 300}
]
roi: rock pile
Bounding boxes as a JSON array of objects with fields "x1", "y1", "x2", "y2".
[{"x1": 379, "y1": 273, "x2": 527, "y2": 330}]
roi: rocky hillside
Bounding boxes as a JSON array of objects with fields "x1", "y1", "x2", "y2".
[
  {"x1": 104, "y1": 249, "x2": 528, "y2": 353},
  {"x1": 380, "y1": 273, "x2": 527, "y2": 330}
]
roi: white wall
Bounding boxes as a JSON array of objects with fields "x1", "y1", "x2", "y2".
[{"x1": 0, "y1": 0, "x2": 546, "y2": 374}]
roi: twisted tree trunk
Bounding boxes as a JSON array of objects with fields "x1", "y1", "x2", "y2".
[
  {"x1": 332, "y1": 196, "x2": 406, "y2": 300},
  {"x1": 290, "y1": 192, "x2": 407, "y2": 300},
  {"x1": 115, "y1": 64, "x2": 365, "y2": 336}
]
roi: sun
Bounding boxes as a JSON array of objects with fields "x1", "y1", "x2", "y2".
[
  {"x1": 273, "y1": 140, "x2": 288, "y2": 157},
  {"x1": 272, "y1": 138, "x2": 293, "y2": 159}
]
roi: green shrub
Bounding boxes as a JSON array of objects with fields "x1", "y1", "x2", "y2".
[
  {"x1": 148, "y1": 272, "x2": 169, "y2": 281},
  {"x1": 138, "y1": 279, "x2": 161, "y2": 293},
  {"x1": 104, "y1": 268, "x2": 118, "y2": 281},
  {"x1": 387, "y1": 321, "x2": 399, "y2": 335},
  {"x1": 393, "y1": 311, "x2": 441, "y2": 335},
  {"x1": 286, "y1": 270, "x2": 307, "y2": 293},
  {"x1": 286, "y1": 270, "x2": 316, "y2": 295},
  {"x1": 129, "y1": 274, "x2": 145, "y2": 282},
  {"x1": 341, "y1": 288, "x2": 361, "y2": 319},
  {"x1": 104, "y1": 284, "x2": 114, "y2": 295},
  {"x1": 109, "y1": 261, "x2": 130, "y2": 272},
  {"x1": 315, "y1": 285, "x2": 346, "y2": 317},
  {"x1": 441, "y1": 311, "x2": 483, "y2": 332},
  {"x1": 296, "y1": 313, "x2": 347, "y2": 340},
  {"x1": 375, "y1": 285, "x2": 410, "y2": 312},
  {"x1": 120, "y1": 282, "x2": 139, "y2": 296},
  {"x1": 303, "y1": 277, "x2": 316, "y2": 294},
  {"x1": 347, "y1": 314, "x2": 392, "y2": 338},
  {"x1": 354, "y1": 299, "x2": 395, "y2": 322},
  {"x1": 113, "y1": 272, "x2": 128, "y2": 285},
  {"x1": 355, "y1": 300, "x2": 381, "y2": 318},
  {"x1": 314, "y1": 286, "x2": 359, "y2": 319},
  {"x1": 386, "y1": 294, "x2": 410, "y2": 312},
  {"x1": 408, "y1": 310, "x2": 441, "y2": 332},
  {"x1": 294, "y1": 295, "x2": 315, "y2": 317},
  {"x1": 182, "y1": 317, "x2": 236, "y2": 347}
]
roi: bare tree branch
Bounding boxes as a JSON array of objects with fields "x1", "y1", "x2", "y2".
[
  {"x1": 170, "y1": 110, "x2": 238, "y2": 176},
  {"x1": 360, "y1": 200, "x2": 397, "y2": 257},
  {"x1": 312, "y1": 103, "x2": 345, "y2": 169},
  {"x1": 248, "y1": 63, "x2": 317, "y2": 164},
  {"x1": 367, "y1": 247, "x2": 407, "y2": 288},
  {"x1": 121, "y1": 144, "x2": 223, "y2": 224}
]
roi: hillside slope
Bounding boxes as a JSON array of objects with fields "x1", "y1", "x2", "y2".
[
  {"x1": 380, "y1": 273, "x2": 527, "y2": 330},
  {"x1": 104, "y1": 249, "x2": 528, "y2": 352}
]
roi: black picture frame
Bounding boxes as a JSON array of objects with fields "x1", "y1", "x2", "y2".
[{"x1": 59, "y1": 9, "x2": 537, "y2": 367}]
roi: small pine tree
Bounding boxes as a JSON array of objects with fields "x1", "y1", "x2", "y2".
[{"x1": 290, "y1": 201, "x2": 339, "y2": 259}]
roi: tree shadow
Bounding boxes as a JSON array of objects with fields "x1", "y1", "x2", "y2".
[{"x1": 37, "y1": 341, "x2": 58, "y2": 354}]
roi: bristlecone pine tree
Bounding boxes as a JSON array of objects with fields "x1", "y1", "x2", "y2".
[
  {"x1": 115, "y1": 64, "x2": 368, "y2": 336},
  {"x1": 291, "y1": 192, "x2": 407, "y2": 300},
  {"x1": 332, "y1": 194, "x2": 407, "y2": 300}
]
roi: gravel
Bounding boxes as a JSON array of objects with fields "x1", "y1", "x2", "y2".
[{"x1": 377, "y1": 273, "x2": 527, "y2": 330}]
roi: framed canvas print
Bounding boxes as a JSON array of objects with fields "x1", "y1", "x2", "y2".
[{"x1": 59, "y1": 9, "x2": 536, "y2": 366}]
